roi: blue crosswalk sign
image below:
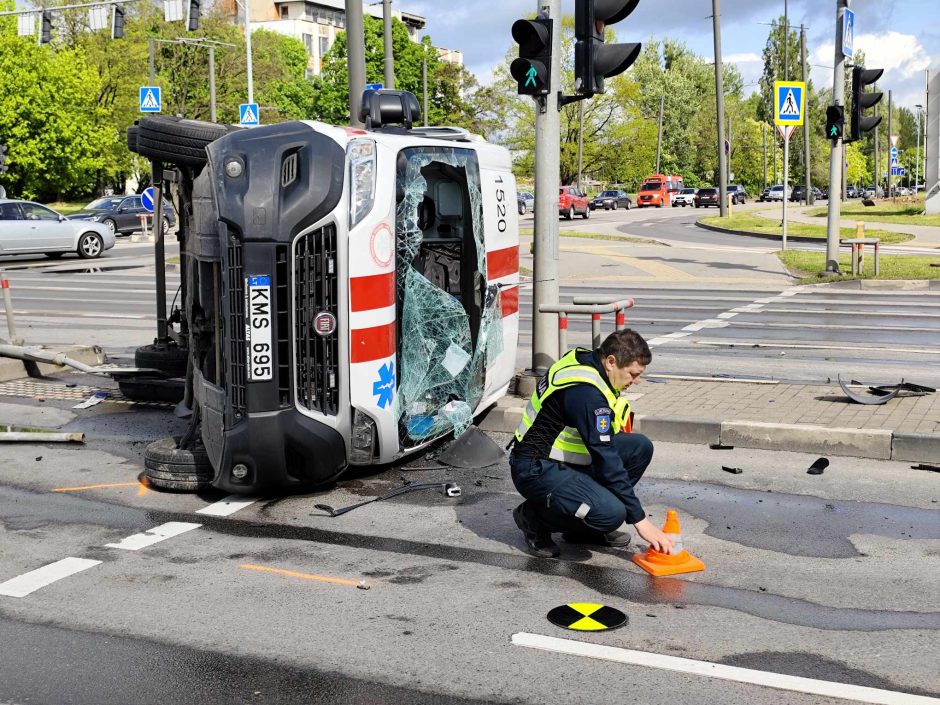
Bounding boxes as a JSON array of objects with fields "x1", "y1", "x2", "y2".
[
  {"x1": 774, "y1": 81, "x2": 805, "y2": 126},
  {"x1": 139, "y1": 86, "x2": 161, "y2": 113},
  {"x1": 239, "y1": 103, "x2": 259, "y2": 126},
  {"x1": 842, "y1": 9, "x2": 855, "y2": 58}
]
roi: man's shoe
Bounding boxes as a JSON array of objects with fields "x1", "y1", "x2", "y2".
[
  {"x1": 561, "y1": 530, "x2": 632, "y2": 548},
  {"x1": 513, "y1": 503, "x2": 560, "y2": 558}
]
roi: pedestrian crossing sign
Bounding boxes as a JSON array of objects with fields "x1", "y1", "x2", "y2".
[
  {"x1": 239, "y1": 103, "x2": 259, "y2": 126},
  {"x1": 139, "y1": 86, "x2": 161, "y2": 113},
  {"x1": 774, "y1": 81, "x2": 805, "y2": 126}
]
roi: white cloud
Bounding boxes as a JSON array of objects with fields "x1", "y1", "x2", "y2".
[{"x1": 811, "y1": 32, "x2": 932, "y2": 108}]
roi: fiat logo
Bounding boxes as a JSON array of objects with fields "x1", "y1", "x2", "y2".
[{"x1": 312, "y1": 312, "x2": 337, "y2": 337}]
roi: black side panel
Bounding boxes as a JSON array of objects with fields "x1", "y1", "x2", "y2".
[{"x1": 205, "y1": 122, "x2": 345, "y2": 244}]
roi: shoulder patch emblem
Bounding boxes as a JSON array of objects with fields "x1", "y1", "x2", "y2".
[{"x1": 595, "y1": 414, "x2": 612, "y2": 434}]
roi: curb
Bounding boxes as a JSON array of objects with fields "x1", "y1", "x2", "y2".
[
  {"x1": 483, "y1": 399, "x2": 940, "y2": 463},
  {"x1": 0, "y1": 345, "x2": 107, "y2": 384},
  {"x1": 695, "y1": 219, "x2": 822, "y2": 243}
]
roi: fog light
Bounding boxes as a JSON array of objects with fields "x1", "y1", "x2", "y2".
[
  {"x1": 350, "y1": 409, "x2": 377, "y2": 463},
  {"x1": 232, "y1": 463, "x2": 249, "y2": 479}
]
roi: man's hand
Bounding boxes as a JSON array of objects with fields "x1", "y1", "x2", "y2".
[{"x1": 634, "y1": 518, "x2": 674, "y2": 554}]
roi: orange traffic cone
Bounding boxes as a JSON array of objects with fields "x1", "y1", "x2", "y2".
[{"x1": 631, "y1": 509, "x2": 706, "y2": 577}]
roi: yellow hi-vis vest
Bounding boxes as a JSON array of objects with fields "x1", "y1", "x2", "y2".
[{"x1": 514, "y1": 348, "x2": 634, "y2": 466}]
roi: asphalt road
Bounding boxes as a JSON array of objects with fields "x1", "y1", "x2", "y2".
[{"x1": 0, "y1": 398, "x2": 938, "y2": 705}]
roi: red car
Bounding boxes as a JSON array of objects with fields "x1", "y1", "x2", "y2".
[{"x1": 558, "y1": 185, "x2": 590, "y2": 220}]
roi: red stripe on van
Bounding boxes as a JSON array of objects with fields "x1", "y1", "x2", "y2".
[
  {"x1": 487, "y1": 246, "x2": 519, "y2": 280},
  {"x1": 500, "y1": 286, "x2": 519, "y2": 317},
  {"x1": 350, "y1": 272, "x2": 395, "y2": 312},
  {"x1": 351, "y1": 322, "x2": 396, "y2": 363}
]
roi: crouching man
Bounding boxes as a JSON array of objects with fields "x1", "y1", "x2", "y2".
[{"x1": 509, "y1": 329, "x2": 673, "y2": 558}]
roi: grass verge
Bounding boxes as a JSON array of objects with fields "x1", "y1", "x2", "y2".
[
  {"x1": 701, "y1": 213, "x2": 913, "y2": 244},
  {"x1": 44, "y1": 201, "x2": 88, "y2": 216},
  {"x1": 778, "y1": 250, "x2": 940, "y2": 283},
  {"x1": 805, "y1": 201, "x2": 940, "y2": 227},
  {"x1": 520, "y1": 228, "x2": 661, "y2": 245}
]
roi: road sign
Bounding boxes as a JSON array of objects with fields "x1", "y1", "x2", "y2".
[
  {"x1": 141, "y1": 187, "x2": 156, "y2": 212},
  {"x1": 842, "y1": 9, "x2": 855, "y2": 58},
  {"x1": 776, "y1": 124, "x2": 795, "y2": 142},
  {"x1": 890, "y1": 156, "x2": 899, "y2": 168},
  {"x1": 890, "y1": 147, "x2": 898, "y2": 157},
  {"x1": 774, "y1": 81, "x2": 805, "y2": 126},
  {"x1": 239, "y1": 103, "x2": 259, "y2": 126},
  {"x1": 365, "y1": 83, "x2": 383, "y2": 91},
  {"x1": 139, "y1": 87, "x2": 161, "y2": 113},
  {"x1": 890, "y1": 135, "x2": 899, "y2": 148}
]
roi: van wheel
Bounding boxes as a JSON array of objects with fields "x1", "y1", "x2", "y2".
[
  {"x1": 134, "y1": 116, "x2": 237, "y2": 168},
  {"x1": 144, "y1": 436, "x2": 213, "y2": 492},
  {"x1": 134, "y1": 343, "x2": 188, "y2": 378}
]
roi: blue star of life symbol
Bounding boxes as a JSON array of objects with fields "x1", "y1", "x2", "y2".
[{"x1": 373, "y1": 362, "x2": 395, "y2": 409}]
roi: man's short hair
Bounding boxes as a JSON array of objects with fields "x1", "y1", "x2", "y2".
[{"x1": 599, "y1": 329, "x2": 652, "y2": 367}]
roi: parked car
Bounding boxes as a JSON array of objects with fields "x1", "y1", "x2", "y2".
[
  {"x1": 68, "y1": 194, "x2": 176, "y2": 236},
  {"x1": 765, "y1": 185, "x2": 790, "y2": 202},
  {"x1": 759, "y1": 187, "x2": 772, "y2": 202},
  {"x1": 590, "y1": 190, "x2": 632, "y2": 211},
  {"x1": 790, "y1": 185, "x2": 825, "y2": 203},
  {"x1": 559, "y1": 185, "x2": 590, "y2": 220},
  {"x1": 694, "y1": 187, "x2": 720, "y2": 208},
  {"x1": 517, "y1": 191, "x2": 535, "y2": 215},
  {"x1": 0, "y1": 199, "x2": 115, "y2": 259},
  {"x1": 727, "y1": 184, "x2": 747, "y2": 204},
  {"x1": 672, "y1": 188, "x2": 697, "y2": 207}
]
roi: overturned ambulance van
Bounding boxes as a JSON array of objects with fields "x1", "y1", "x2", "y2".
[{"x1": 132, "y1": 91, "x2": 519, "y2": 494}]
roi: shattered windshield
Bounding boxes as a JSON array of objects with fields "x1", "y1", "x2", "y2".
[{"x1": 394, "y1": 146, "x2": 504, "y2": 445}]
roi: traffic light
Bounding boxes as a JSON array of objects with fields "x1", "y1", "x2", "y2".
[
  {"x1": 40, "y1": 11, "x2": 52, "y2": 44},
  {"x1": 112, "y1": 5, "x2": 125, "y2": 39},
  {"x1": 849, "y1": 66, "x2": 883, "y2": 142},
  {"x1": 825, "y1": 105, "x2": 844, "y2": 141},
  {"x1": 510, "y1": 19, "x2": 552, "y2": 96},
  {"x1": 0, "y1": 144, "x2": 7, "y2": 175},
  {"x1": 574, "y1": 0, "x2": 642, "y2": 96},
  {"x1": 186, "y1": 0, "x2": 200, "y2": 31}
]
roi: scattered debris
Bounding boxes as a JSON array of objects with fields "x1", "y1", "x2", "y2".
[
  {"x1": 0, "y1": 431, "x2": 84, "y2": 444},
  {"x1": 72, "y1": 391, "x2": 108, "y2": 410},
  {"x1": 314, "y1": 481, "x2": 461, "y2": 517},
  {"x1": 807, "y1": 458, "x2": 829, "y2": 476},
  {"x1": 722, "y1": 466, "x2": 743, "y2": 475},
  {"x1": 710, "y1": 444, "x2": 735, "y2": 450},
  {"x1": 839, "y1": 375, "x2": 936, "y2": 405},
  {"x1": 356, "y1": 581, "x2": 371, "y2": 591},
  {"x1": 868, "y1": 381, "x2": 935, "y2": 397},
  {"x1": 911, "y1": 464, "x2": 940, "y2": 474},
  {"x1": 437, "y1": 425, "x2": 505, "y2": 468}
]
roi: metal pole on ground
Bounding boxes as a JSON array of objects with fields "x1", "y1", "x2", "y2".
[
  {"x1": 532, "y1": 0, "x2": 561, "y2": 372},
  {"x1": 712, "y1": 0, "x2": 728, "y2": 217},
  {"x1": 383, "y1": 0, "x2": 395, "y2": 90},
  {"x1": 825, "y1": 0, "x2": 847, "y2": 272},
  {"x1": 346, "y1": 0, "x2": 366, "y2": 127}
]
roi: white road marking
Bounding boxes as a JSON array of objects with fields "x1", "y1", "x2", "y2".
[
  {"x1": 9, "y1": 310, "x2": 148, "y2": 320},
  {"x1": 196, "y1": 496, "x2": 258, "y2": 517},
  {"x1": 0, "y1": 557, "x2": 101, "y2": 598},
  {"x1": 692, "y1": 339, "x2": 940, "y2": 355},
  {"x1": 104, "y1": 522, "x2": 201, "y2": 551},
  {"x1": 511, "y1": 633, "x2": 938, "y2": 705}
]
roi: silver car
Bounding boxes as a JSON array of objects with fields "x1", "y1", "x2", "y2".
[{"x1": 0, "y1": 199, "x2": 116, "y2": 259}]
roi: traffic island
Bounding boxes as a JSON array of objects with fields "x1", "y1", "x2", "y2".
[
  {"x1": 482, "y1": 377, "x2": 940, "y2": 463},
  {"x1": 696, "y1": 213, "x2": 913, "y2": 244}
]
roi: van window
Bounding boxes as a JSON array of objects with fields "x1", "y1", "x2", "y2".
[
  {"x1": 640, "y1": 182, "x2": 662, "y2": 191},
  {"x1": 395, "y1": 146, "x2": 504, "y2": 446}
]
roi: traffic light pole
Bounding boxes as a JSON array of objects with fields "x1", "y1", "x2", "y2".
[
  {"x1": 346, "y1": 0, "x2": 366, "y2": 128},
  {"x1": 887, "y1": 90, "x2": 893, "y2": 199},
  {"x1": 825, "y1": 0, "x2": 848, "y2": 272},
  {"x1": 531, "y1": 0, "x2": 561, "y2": 373},
  {"x1": 712, "y1": 0, "x2": 728, "y2": 217},
  {"x1": 802, "y1": 24, "x2": 812, "y2": 205}
]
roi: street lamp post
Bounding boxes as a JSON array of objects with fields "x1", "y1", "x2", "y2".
[{"x1": 916, "y1": 104, "x2": 924, "y2": 191}]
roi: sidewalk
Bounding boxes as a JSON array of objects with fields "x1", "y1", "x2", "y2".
[
  {"x1": 481, "y1": 376, "x2": 940, "y2": 463},
  {"x1": 756, "y1": 206, "x2": 940, "y2": 249}
]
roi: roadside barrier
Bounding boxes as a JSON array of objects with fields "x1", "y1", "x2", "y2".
[
  {"x1": 539, "y1": 296, "x2": 634, "y2": 350},
  {"x1": 0, "y1": 270, "x2": 23, "y2": 346}
]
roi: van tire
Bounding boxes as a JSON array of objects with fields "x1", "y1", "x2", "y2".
[
  {"x1": 144, "y1": 436, "x2": 213, "y2": 492},
  {"x1": 135, "y1": 116, "x2": 235, "y2": 168},
  {"x1": 134, "y1": 343, "x2": 188, "y2": 378}
]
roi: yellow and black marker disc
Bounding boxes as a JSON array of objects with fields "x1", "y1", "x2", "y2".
[{"x1": 547, "y1": 603, "x2": 628, "y2": 631}]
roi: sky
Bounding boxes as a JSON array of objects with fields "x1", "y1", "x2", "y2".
[{"x1": 406, "y1": 0, "x2": 940, "y2": 110}]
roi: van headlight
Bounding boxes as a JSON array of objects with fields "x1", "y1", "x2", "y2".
[
  {"x1": 350, "y1": 408, "x2": 377, "y2": 463},
  {"x1": 348, "y1": 139, "x2": 376, "y2": 229}
]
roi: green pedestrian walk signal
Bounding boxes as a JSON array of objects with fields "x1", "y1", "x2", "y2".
[
  {"x1": 825, "y1": 105, "x2": 844, "y2": 142},
  {"x1": 510, "y1": 19, "x2": 552, "y2": 96}
]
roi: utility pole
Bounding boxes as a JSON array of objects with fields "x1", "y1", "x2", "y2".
[
  {"x1": 209, "y1": 46, "x2": 216, "y2": 122},
  {"x1": 578, "y1": 100, "x2": 584, "y2": 189},
  {"x1": 383, "y1": 0, "x2": 395, "y2": 90},
  {"x1": 243, "y1": 0, "x2": 254, "y2": 104},
  {"x1": 783, "y1": 0, "x2": 788, "y2": 81},
  {"x1": 802, "y1": 24, "x2": 812, "y2": 204},
  {"x1": 346, "y1": 0, "x2": 366, "y2": 127},
  {"x1": 825, "y1": 0, "x2": 848, "y2": 272},
  {"x1": 655, "y1": 93, "x2": 664, "y2": 173},
  {"x1": 887, "y1": 90, "x2": 893, "y2": 199},
  {"x1": 422, "y1": 56, "x2": 428, "y2": 127},
  {"x1": 712, "y1": 0, "x2": 728, "y2": 216},
  {"x1": 531, "y1": 0, "x2": 561, "y2": 373},
  {"x1": 149, "y1": 38, "x2": 155, "y2": 84},
  {"x1": 763, "y1": 123, "x2": 767, "y2": 190},
  {"x1": 916, "y1": 105, "x2": 923, "y2": 190},
  {"x1": 874, "y1": 98, "x2": 880, "y2": 195}
]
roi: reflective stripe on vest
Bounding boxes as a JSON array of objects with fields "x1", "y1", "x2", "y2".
[{"x1": 514, "y1": 349, "x2": 633, "y2": 465}]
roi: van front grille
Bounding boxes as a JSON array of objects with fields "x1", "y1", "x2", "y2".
[
  {"x1": 294, "y1": 224, "x2": 339, "y2": 415},
  {"x1": 225, "y1": 240, "x2": 246, "y2": 424}
]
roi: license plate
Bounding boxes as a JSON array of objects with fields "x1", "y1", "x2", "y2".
[{"x1": 246, "y1": 275, "x2": 273, "y2": 381}]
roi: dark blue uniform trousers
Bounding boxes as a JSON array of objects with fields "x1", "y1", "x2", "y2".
[{"x1": 510, "y1": 433, "x2": 654, "y2": 534}]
